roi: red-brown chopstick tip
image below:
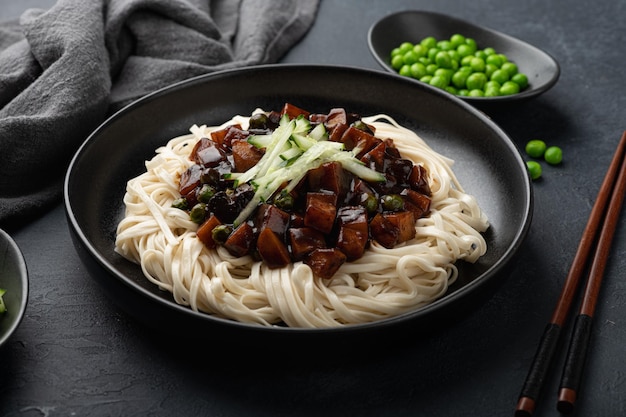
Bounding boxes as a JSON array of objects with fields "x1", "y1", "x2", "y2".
[
  {"x1": 514, "y1": 396, "x2": 535, "y2": 417},
  {"x1": 557, "y1": 387, "x2": 576, "y2": 414}
]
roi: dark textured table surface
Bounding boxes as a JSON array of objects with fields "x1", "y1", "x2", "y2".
[{"x1": 2, "y1": 1, "x2": 626, "y2": 417}]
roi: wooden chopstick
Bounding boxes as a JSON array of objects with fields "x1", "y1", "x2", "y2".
[
  {"x1": 515, "y1": 131, "x2": 626, "y2": 417},
  {"x1": 556, "y1": 135, "x2": 626, "y2": 413}
]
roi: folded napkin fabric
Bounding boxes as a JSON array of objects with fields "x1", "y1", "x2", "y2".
[{"x1": 0, "y1": 0, "x2": 319, "y2": 229}]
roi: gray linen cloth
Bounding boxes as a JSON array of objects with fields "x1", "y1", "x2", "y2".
[{"x1": 0, "y1": 0, "x2": 319, "y2": 228}]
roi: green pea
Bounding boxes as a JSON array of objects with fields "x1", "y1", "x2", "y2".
[
  {"x1": 484, "y1": 81, "x2": 501, "y2": 97},
  {"x1": 501, "y1": 62, "x2": 518, "y2": 76},
  {"x1": 485, "y1": 80, "x2": 502, "y2": 90},
  {"x1": 435, "y1": 51, "x2": 453, "y2": 69},
  {"x1": 391, "y1": 47, "x2": 403, "y2": 57},
  {"x1": 426, "y1": 64, "x2": 438, "y2": 75},
  {"x1": 189, "y1": 203, "x2": 207, "y2": 224},
  {"x1": 248, "y1": 113, "x2": 270, "y2": 130},
  {"x1": 447, "y1": 50, "x2": 460, "y2": 63},
  {"x1": 460, "y1": 55, "x2": 474, "y2": 66},
  {"x1": 457, "y1": 44, "x2": 474, "y2": 58},
  {"x1": 413, "y1": 44, "x2": 428, "y2": 58},
  {"x1": 450, "y1": 33, "x2": 466, "y2": 48},
  {"x1": 399, "y1": 64, "x2": 411, "y2": 77},
  {"x1": 525, "y1": 140, "x2": 547, "y2": 158},
  {"x1": 421, "y1": 36, "x2": 437, "y2": 49},
  {"x1": 437, "y1": 40, "x2": 453, "y2": 51},
  {"x1": 274, "y1": 191, "x2": 295, "y2": 210},
  {"x1": 410, "y1": 62, "x2": 427, "y2": 79},
  {"x1": 544, "y1": 146, "x2": 563, "y2": 165},
  {"x1": 361, "y1": 193, "x2": 378, "y2": 214},
  {"x1": 486, "y1": 54, "x2": 504, "y2": 67},
  {"x1": 430, "y1": 75, "x2": 448, "y2": 89},
  {"x1": 491, "y1": 69, "x2": 510, "y2": 84},
  {"x1": 381, "y1": 194, "x2": 404, "y2": 211},
  {"x1": 197, "y1": 184, "x2": 216, "y2": 203},
  {"x1": 511, "y1": 73, "x2": 529, "y2": 90},
  {"x1": 465, "y1": 38, "x2": 478, "y2": 52},
  {"x1": 171, "y1": 197, "x2": 188, "y2": 210},
  {"x1": 403, "y1": 50, "x2": 419, "y2": 65},
  {"x1": 470, "y1": 57, "x2": 486, "y2": 72},
  {"x1": 457, "y1": 89, "x2": 469, "y2": 96},
  {"x1": 500, "y1": 81, "x2": 520, "y2": 95},
  {"x1": 483, "y1": 47, "x2": 496, "y2": 56},
  {"x1": 434, "y1": 68, "x2": 453, "y2": 83},
  {"x1": 484, "y1": 87, "x2": 500, "y2": 97},
  {"x1": 468, "y1": 89, "x2": 485, "y2": 97},
  {"x1": 452, "y1": 70, "x2": 470, "y2": 89},
  {"x1": 391, "y1": 54, "x2": 404, "y2": 70},
  {"x1": 485, "y1": 63, "x2": 498, "y2": 78},
  {"x1": 526, "y1": 161, "x2": 542, "y2": 180},
  {"x1": 466, "y1": 72, "x2": 487, "y2": 90},
  {"x1": 399, "y1": 42, "x2": 414, "y2": 54},
  {"x1": 474, "y1": 50, "x2": 487, "y2": 60},
  {"x1": 445, "y1": 86, "x2": 458, "y2": 95},
  {"x1": 428, "y1": 47, "x2": 441, "y2": 62},
  {"x1": 212, "y1": 224, "x2": 233, "y2": 245},
  {"x1": 420, "y1": 75, "x2": 433, "y2": 83},
  {"x1": 352, "y1": 120, "x2": 371, "y2": 132}
]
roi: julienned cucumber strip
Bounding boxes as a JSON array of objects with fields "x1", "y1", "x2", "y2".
[
  {"x1": 236, "y1": 114, "x2": 294, "y2": 185},
  {"x1": 248, "y1": 134, "x2": 272, "y2": 149},
  {"x1": 279, "y1": 145, "x2": 303, "y2": 162},
  {"x1": 290, "y1": 133, "x2": 318, "y2": 151},
  {"x1": 233, "y1": 115, "x2": 385, "y2": 227},
  {"x1": 332, "y1": 153, "x2": 387, "y2": 182},
  {"x1": 308, "y1": 122, "x2": 327, "y2": 141}
]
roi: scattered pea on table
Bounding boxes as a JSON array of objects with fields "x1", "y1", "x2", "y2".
[
  {"x1": 525, "y1": 139, "x2": 547, "y2": 158},
  {"x1": 526, "y1": 160, "x2": 542, "y2": 180},
  {"x1": 544, "y1": 146, "x2": 563, "y2": 165}
]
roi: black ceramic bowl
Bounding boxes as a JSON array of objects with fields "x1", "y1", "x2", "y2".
[
  {"x1": 64, "y1": 64, "x2": 532, "y2": 347},
  {"x1": 368, "y1": 10, "x2": 560, "y2": 104},
  {"x1": 0, "y1": 229, "x2": 28, "y2": 348}
]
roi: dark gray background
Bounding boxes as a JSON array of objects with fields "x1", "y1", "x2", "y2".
[{"x1": 2, "y1": 1, "x2": 625, "y2": 416}]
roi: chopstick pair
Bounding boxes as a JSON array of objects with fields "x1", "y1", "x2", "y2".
[{"x1": 515, "y1": 131, "x2": 626, "y2": 417}]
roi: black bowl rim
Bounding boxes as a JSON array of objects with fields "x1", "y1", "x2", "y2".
[
  {"x1": 367, "y1": 9, "x2": 561, "y2": 103},
  {"x1": 64, "y1": 63, "x2": 533, "y2": 336},
  {"x1": 0, "y1": 228, "x2": 29, "y2": 347}
]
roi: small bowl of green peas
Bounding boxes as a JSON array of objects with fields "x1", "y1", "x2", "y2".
[{"x1": 368, "y1": 10, "x2": 560, "y2": 103}]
